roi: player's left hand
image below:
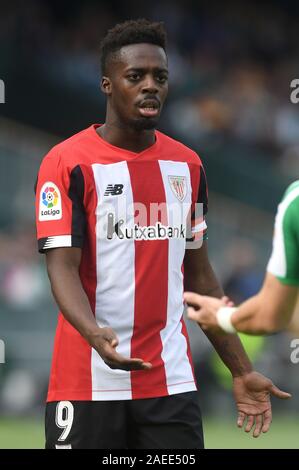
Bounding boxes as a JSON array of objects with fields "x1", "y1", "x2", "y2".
[{"x1": 232, "y1": 371, "x2": 291, "y2": 438}]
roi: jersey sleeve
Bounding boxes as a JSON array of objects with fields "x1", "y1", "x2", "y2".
[
  {"x1": 35, "y1": 148, "x2": 86, "y2": 253},
  {"x1": 267, "y1": 182, "x2": 299, "y2": 285},
  {"x1": 188, "y1": 163, "x2": 208, "y2": 244}
]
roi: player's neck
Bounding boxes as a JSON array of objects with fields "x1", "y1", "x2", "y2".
[{"x1": 98, "y1": 122, "x2": 156, "y2": 153}]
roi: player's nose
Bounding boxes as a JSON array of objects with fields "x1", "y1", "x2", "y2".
[{"x1": 141, "y1": 75, "x2": 158, "y2": 94}]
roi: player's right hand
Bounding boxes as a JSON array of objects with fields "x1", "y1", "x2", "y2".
[{"x1": 89, "y1": 327, "x2": 153, "y2": 371}]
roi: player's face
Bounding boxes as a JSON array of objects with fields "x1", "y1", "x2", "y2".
[{"x1": 103, "y1": 43, "x2": 168, "y2": 131}]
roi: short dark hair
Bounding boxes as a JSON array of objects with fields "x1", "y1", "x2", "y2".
[{"x1": 100, "y1": 19, "x2": 167, "y2": 74}]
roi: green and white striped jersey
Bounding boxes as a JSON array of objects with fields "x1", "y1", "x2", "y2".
[{"x1": 267, "y1": 181, "x2": 299, "y2": 285}]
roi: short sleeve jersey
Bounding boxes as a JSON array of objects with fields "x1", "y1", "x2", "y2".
[
  {"x1": 35, "y1": 124, "x2": 208, "y2": 402},
  {"x1": 267, "y1": 181, "x2": 299, "y2": 285}
]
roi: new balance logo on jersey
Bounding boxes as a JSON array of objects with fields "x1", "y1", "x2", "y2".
[{"x1": 104, "y1": 184, "x2": 124, "y2": 196}]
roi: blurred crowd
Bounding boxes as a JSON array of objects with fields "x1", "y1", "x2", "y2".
[{"x1": 2, "y1": 0, "x2": 299, "y2": 175}]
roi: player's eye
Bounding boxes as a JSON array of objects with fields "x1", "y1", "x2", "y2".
[
  {"x1": 156, "y1": 75, "x2": 168, "y2": 84},
  {"x1": 127, "y1": 73, "x2": 141, "y2": 81}
]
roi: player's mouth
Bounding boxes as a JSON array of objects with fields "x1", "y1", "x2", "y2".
[{"x1": 138, "y1": 99, "x2": 160, "y2": 118}]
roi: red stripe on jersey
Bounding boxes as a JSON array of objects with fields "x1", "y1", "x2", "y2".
[
  {"x1": 185, "y1": 164, "x2": 202, "y2": 386},
  {"x1": 47, "y1": 166, "x2": 97, "y2": 402},
  {"x1": 180, "y1": 261, "x2": 196, "y2": 383},
  {"x1": 128, "y1": 161, "x2": 168, "y2": 399},
  {"x1": 188, "y1": 162, "x2": 200, "y2": 215},
  {"x1": 47, "y1": 318, "x2": 92, "y2": 401}
]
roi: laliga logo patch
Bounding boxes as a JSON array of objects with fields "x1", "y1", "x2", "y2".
[{"x1": 39, "y1": 182, "x2": 62, "y2": 221}]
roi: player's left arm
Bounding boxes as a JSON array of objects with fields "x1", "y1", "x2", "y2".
[
  {"x1": 184, "y1": 241, "x2": 291, "y2": 437},
  {"x1": 184, "y1": 241, "x2": 253, "y2": 376}
]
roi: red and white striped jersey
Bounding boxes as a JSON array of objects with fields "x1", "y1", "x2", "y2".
[{"x1": 35, "y1": 124, "x2": 208, "y2": 402}]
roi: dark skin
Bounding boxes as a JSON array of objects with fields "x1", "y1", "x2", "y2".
[
  {"x1": 98, "y1": 43, "x2": 168, "y2": 152},
  {"x1": 46, "y1": 43, "x2": 289, "y2": 437}
]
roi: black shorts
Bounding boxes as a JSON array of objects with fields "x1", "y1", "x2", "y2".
[{"x1": 45, "y1": 391, "x2": 204, "y2": 449}]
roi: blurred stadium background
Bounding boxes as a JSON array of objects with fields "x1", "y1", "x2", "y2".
[{"x1": 0, "y1": 0, "x2": 299, "y2": 448}]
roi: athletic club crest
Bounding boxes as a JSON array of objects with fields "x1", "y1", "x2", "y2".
[{"x1": 168, "y1": 175, "x2": 187, "y2": 202}]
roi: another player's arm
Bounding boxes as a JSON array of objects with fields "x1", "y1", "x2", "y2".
[
  {"x1": 184, "y1": 274, "x2": 298, "y2": 335},
  {"x1": 246, "y1": 187, "x2": 299, "y2": 333},
  {"x1": 184, "y1": 241, "x2": 291, "y2": 438},
  {"x1": 184, "y1": 241, "x2": 252, "y2": 377},
  {"x1": 46, "y1": 247, "x2": 152, "y2": 371},
  {"x1": 230, "y1": 273, "x2": 298, "y2": 334},
  {"x1": 185, "y1": 184, "x2": 299, "y2": 335}
]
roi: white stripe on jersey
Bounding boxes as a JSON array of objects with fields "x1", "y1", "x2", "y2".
[
  {"x1": 158, "y1": 161, "x2": 197, "y2": 394},
  {"x1": 91, "y1": 162, "x2": 135, "y2": 400}
]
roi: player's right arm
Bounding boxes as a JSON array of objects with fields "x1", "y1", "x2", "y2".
[
  {"x1": 35, "y1": 148, "x2": 151, "y2": 372},
  {"x1": 231, "y1": 273, "x2": 297, "y2": 334},
  {"x1": 45, "y1": 247, "x2": 152, "y2": 371},
  {"x1": 185, "y1": 272, "x2": 297, "y2": 334}
]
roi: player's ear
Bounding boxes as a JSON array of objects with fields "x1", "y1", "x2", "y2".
[{"x1": 101, "y1": 77, "x2": 112, "y2": 96}]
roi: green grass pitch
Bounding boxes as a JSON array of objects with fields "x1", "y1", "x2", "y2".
[{"x1": 0, "y1": 416, "x2": 298, "y2": 449}]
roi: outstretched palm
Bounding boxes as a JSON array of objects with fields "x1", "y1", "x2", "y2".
[{"x1": 233, "y1": 371, "x2": 291, "y2": 438}]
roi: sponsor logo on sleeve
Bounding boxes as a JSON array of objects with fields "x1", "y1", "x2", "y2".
[{"x1": 39, "y1": 182, "x2": 62, "y2": 221}]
